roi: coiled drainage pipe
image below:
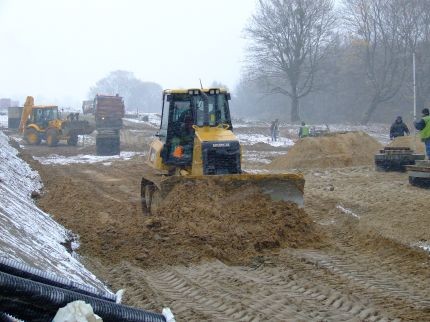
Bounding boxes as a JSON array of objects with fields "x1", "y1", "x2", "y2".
[
  {"x1": 0, "y1": 257, "x2": 115, "y2": 302},
  {"x1": 0, "y1": 271, "x2": 166, "y2": 322},
  {"x1": 0, "y1": 313, "x2": 21, "y2": 322}
]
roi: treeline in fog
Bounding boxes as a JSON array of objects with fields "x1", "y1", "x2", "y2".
[
  {"x1": 89, "y1": 70, "x2": 162, "y2": 114},
  {"x1": 232, "y1": 0, "x2": 430, "y2": 124}
]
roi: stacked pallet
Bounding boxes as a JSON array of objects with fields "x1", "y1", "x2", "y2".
[
  {"x1": 374, "y1": 147, "x2": 425, "y2": 171},
  {"x1": 406, "y1": 160, "x2": 430, "y2": 188}
]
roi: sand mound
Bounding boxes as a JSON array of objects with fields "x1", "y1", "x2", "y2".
[
  {"x1": 32, "y1": 154, "x2": 321, "y2": 268},
  {"x1": 387, "y1": 135, "x2": 425, "y2": 154},
  {"x1": 268, "y1": 131, "x2": 382, "y2": 170},
  {"x1": 144, "y1": 181, "x2": 321, "y2": 265}
]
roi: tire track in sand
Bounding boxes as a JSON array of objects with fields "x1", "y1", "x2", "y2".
[
  {"x1": 106, "y1": 260, "x2": 394, "y2": 322},
  {"x1": 287, "y1": 248, "x2": 430, "y2": 311},
  {"x1": 175, "y1": 261, "x2": 391, "y2": 321}
]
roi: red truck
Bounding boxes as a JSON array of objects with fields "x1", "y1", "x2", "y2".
[{"x1": 93, "y1": 94, "x2": 125, "y2": 155}]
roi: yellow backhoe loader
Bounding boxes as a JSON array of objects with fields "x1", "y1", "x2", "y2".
[
  {"x1": 18, "y1": 96, "x2": 94, "y2": 146},
  {"x1": 140, "y1": 88, "x2": 304, "y2": 214}
]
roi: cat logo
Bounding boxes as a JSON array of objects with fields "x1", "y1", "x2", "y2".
[{"x1": 212, "y1": 143, "x2": 230, "y2": 148}]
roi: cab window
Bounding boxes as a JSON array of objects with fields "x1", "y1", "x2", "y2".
[{"x1": 159, "y1": 94, "x2": 170, "y2": 140}]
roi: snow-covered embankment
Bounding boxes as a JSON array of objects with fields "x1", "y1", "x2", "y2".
[{"x1": 0, "y1": 131, "x2": 111, "y2": 293}]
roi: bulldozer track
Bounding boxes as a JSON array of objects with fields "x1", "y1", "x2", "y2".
[
  {"x1": 285, "y1": 249, "x2": 430, "y2": 320},
  {"x1": 104, "y1": 256, "x2": 399, "y2": 322},
  {"x1": 174, "y1": 262, "x2": 388, "y2": 321}
]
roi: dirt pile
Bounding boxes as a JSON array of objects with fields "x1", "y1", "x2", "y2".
[
  {"x1": 29, "y1": 152, "x2": 321, "y2": 268},
  {"x1": 268, "y1": 131, "x2": 382, "y2": 169},
  {"x1": 387, "y1": 135, "x2": 425, "y2": 154},
  {"x1": 146, "y1": 181, "x2": 321, "y2": 265}
]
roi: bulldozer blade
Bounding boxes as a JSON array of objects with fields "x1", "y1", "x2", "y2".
[
  {"x1": 197, "y1": 173, "x2": 305, "y2": 207},
  {"x1": 256, "y1": 176, "x2": 304, "y2": 207},
  {"x1": 143, "y1": 171, "x2": 305, "y2": 211}
]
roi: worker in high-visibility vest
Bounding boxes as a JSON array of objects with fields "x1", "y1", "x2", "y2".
[
  {"x1": 299, "y1": 121, "x2": 310, "y2": 139},
  {"x1": 414, "y1": 108, "x2": 430, "y2": 159}
]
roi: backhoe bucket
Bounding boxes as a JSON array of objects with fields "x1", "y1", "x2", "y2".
[{"x1": 62, "y1": 120, "x2": 95, "y2": 136}]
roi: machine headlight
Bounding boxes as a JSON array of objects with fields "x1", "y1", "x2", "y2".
[{"x1": 188, "y1": 89, "x2": 200, "y2": 95}]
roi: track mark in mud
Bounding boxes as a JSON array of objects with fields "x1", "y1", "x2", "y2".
[
  {"x1": 284, "y1": 248, "x2": 430, "y2": 321},
  {"x1": 121, "y1": 264, "x2": 231, "y2": 322},
  {"x1": 176, "y1": 261, "x2": 389, "y2": 322},
  {"x1": 80, "y1": 169, "x2": 122, "y2": 182},
  {"x1": 102, "y1": 260, "x2": 393, "y2": 322}
]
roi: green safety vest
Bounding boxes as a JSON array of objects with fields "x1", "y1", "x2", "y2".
[
  {"x1": 420, "y1": 116, "x2": 430, "y2": 140},
  {"x1": 301, "y1": 126, "x2": 310, "y2": 137}
]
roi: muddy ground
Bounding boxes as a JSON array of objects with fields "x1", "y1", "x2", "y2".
[{"x1": 8, "y1": 122, "x2": 430, "y2": 321}]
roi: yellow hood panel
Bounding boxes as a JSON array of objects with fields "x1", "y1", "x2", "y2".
[{"x1": 195, "y1": 127, "x2": 237, "y2": 142}]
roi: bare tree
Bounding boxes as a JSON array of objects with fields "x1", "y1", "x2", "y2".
[
  {"x1": 89, "y1": 70, "x2": 162, "y2": 113},
  {"x1": 210, "y1": 81, "x2": 230, "y2": 91},
  {"x1": 342, "y1": 0, "x2": 421, "y2": 124},
  {"x1": 245, "y1": 0, "x2": 336, "y2": 122},
  {"x1": 408, "y1": 1, "x2": 430, "y2": 111},
  {"x1": 89, "y1": 70, "x2": 135, "y2": 98}
]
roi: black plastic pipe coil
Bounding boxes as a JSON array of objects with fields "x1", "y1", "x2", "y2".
[
  {"x1": 0, "y1": 271, "x2": 166, "y2": 322},
  {"x1": 0, "y1": 257, "x2": 116, "y2": 302},
  {"x1": 0, "y1": 313, "x2": 21, "y2": 322}
]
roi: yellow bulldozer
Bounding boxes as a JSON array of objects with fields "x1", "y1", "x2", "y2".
[
  {"x1": 140, "y1": 88, "x2": 304, "y2": 214},
  {"x1": 18, "y1": 96, "x2": 94, "y2": 146}
]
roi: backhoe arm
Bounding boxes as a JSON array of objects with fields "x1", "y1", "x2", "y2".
[{"x1": 18, "y1": 96, "x2": 34, "y2": 134}]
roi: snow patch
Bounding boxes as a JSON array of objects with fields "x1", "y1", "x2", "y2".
[
  {"x1": 243, "y1": 151, "x2": 287, "y2": 165},
  {"x1": 124, "y1": 113, "x2": 161, "y2": 127},
  {"x1": 237, "y1": 133, "x2": 294, "y2": 147},
  {"x1": 0, "y1": 114, "x2": 7, "y2": 128},
  {"x1": 0, "y1": 130, "x2": 111, "y2": 293},
  {"x1": 34, "y1": 151, "x2": 144, "y2": 165},
  {"x1": 415, "y1": 241, "x2": 430, "y2": 253},
  {"x1": 336, "y1": 205, "x2": 360, "y2": 219},
  {"x1": 77, "y1": 134, "x2": 96, "y2": 146}
]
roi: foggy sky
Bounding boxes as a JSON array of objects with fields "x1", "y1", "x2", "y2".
[{"x1": 0, "y1": 0, "x2": 256, "y2": 107}]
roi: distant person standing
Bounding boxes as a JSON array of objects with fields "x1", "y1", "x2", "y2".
[
  {"x1": 273, "y1": 119, "x2": 280, "y2": 142},
  {"x1": 299, "y1": 121, "x2": 310, "y2": 139},
  {"x1": 414, "y1": 108, "x2": 430, "y2": 159},
  {"x1": 270, "y1": 119, "x2": 280, "y2": 142},
  {"x1": 270, "y1": 120, "x2": 276, "y2": 142},
  {"x1": 390, "y1": 116, "x2": 409, "y2": 140}
]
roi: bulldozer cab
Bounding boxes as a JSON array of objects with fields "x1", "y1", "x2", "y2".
[
  {"x1": 30, "y1": 107, "x2": 58, "y2": 129},
  {"x1": 141, "y1": 88, "x2": 305, "y2": 214},
  {"x1": 159, "y1": 88, "x2": 232, "y2": 166}
]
